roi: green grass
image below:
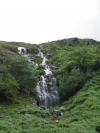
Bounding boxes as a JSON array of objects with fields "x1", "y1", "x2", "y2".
[
  {"x1": 0, "y1": 96, "x2": 31, "y2": 111},
  {"x1": 0, "y1": 72, "x2": 100, "y2": 133},
  {"x1": 0, "y1": 41, "x2": 38, "y2": 59},
  {"x1": 62, "y1": 72, "x2": 100, "y2": 133},
  {"x1": 0, "y1": 105, "x2": 59, "y2": 133},
  {"x1": 0, "y1": 39, "x2": 100, "y2": 133}
]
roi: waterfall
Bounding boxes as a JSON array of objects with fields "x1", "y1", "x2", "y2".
[
  {"x1": 18, "y1": 47, "x2": 38, "y2": 66},
  {"x1": 18, "y1": 47, "x2": 27, "y2": 55},
  {"x1": 35, "y1": 47, "x2": 60, "y2": 108},
  {"x1": 17, "y1": 46, "x2": 60, "y2": 108}
]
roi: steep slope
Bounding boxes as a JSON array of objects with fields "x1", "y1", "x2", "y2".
[
  {"x1": 0, "y1": 38, "x2": 100, "y2": 133},
  {"x1": 62, "y1": 72, "x2": 100, "y2": 132},
  {"x1": 0, "y1": 41, "x2": 39, "y2": 63},
  {"x1": 0, "y1": 41, "x2": 42, "y2": 103},
  {"x1": 0, "y1": 72, "x2": 100, "y2": 133},
  {"x1": 40, "y1": 38, "x2": 100, "y2": 98}
]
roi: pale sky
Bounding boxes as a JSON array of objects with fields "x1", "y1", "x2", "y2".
[{"x1": 0, "y1": 0, "x2": 100, "y2": 44}]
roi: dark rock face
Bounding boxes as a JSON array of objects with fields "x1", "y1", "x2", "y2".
[{"x1": 40, "y1": 38, "x2": 98, "y2": 61}]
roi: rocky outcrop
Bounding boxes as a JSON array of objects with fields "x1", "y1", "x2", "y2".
[{"x1": 40, "y1": 38, "x2": 99, "y2": 57}]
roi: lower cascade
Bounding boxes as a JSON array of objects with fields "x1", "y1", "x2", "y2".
[{"x1": 35, "y1": 47, "x2": 60, "y2": 108}]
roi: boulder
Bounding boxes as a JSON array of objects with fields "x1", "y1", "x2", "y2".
[
  {"x1": 59, "y1": 106, "x2": 65, "y2": 112},
  {"x1": 55, "y1": 120, "x2": 59, "y2": 123}
]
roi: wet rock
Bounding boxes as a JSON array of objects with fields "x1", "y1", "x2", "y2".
[
  {"x1": 18, "y1": 47, "x2": 27, "y2": 55},
  {"x1": 15, "y1": 101, "x2": 20, "y2": 104},
  {"x1": 47, "y1": 53, "x2": 52, "y2": 59},
  {"x1": 59, "y1": 106, "x2": 65, "y2": 112}
]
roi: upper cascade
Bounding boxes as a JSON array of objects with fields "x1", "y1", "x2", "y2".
[
  {"x1": 18, "y1": 47, "x2": 27, "y2": 55},
  {"x1": 38, "y1": 48, "x2": 52, "y2": 75},
  {"x1": 17, "y1": 47, "x2": 38, "y2": 66}
]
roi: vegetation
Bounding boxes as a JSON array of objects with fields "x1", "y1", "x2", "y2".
[
  {"x1": 0, "y1": 41, "x2": 41, "y2": 102},
  {"x1": 0, "y1": 38, "x2": 100, "y2": 133},
  {"x1": 0, "y1": 72, "x2": 19, "y2": 101},
  {"x1": 41, "y1": 39, "x2": 100, "y2": 100},
  {"x1": 4, "y1": 56, "x2": 38, "y2": 96},
  {"x1": 62, "y1": 71, "x2": 100, "y2": 133},
  {"x1": 50, "y1": 41, "x2": 100, "y2": 100},
  {"x1": 0, "y1": 85, "x2": 100, "y2": 133},
  {"x1": 59, "y1": 68, "x2": 84, "y2": 100}
]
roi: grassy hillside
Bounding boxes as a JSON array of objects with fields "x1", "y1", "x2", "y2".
[
  {"x1": 62, "y1": 71, "x2": 100, "y2": 132},
  {"x1": 0, "y1": 74, "x2": 100, "y2": 133},
  {"x1": 0, "y1": 38, "x2": 100, "y2": 133},
  {"x1": 0, "y1": 41, "x2": 43, "y2": 103},
  {"x1": 40, "y1": 38, "x2": 100, "y2": 100},
  {"x1": 0, "y1": 41, "x2": 39, "y2": 63}
]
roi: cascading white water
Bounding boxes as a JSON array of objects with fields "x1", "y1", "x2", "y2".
[
  {"x1": 18, "y1": 46, "x2": 60, "y2": 108},
  {"x1": 18, "y1": 47, "x2": 27, "y2": 55},
  {"x1": 18, "y1": 47, "x2": 38, "y2": 66},
  {"x1": 35, "y1": 48, "x2": 60, "y2": 108}
]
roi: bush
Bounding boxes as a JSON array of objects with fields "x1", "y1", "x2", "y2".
[
  {"x1": 4, "y1": 56, "x2": 39, "y2": 96},
  {"x1": 59, "y1": 68, "x2": 84, "y2": 100},
  {"x1": 0, "y1": 72, "x2": 19, "y2": 101}
]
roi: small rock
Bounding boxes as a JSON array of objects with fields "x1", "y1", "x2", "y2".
[
  {"x1": 59, "y1": 106, "x2": 65, "y2": 112},
  {"x1": 25, "y1": 114, "x2": 31, "y2": 117},
  {"x1": 29, "y1": 98, "x2": 36, "y2": 104},
  {"x1": 55, "y1": 120, "x2": 59, "y2": 123}
]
